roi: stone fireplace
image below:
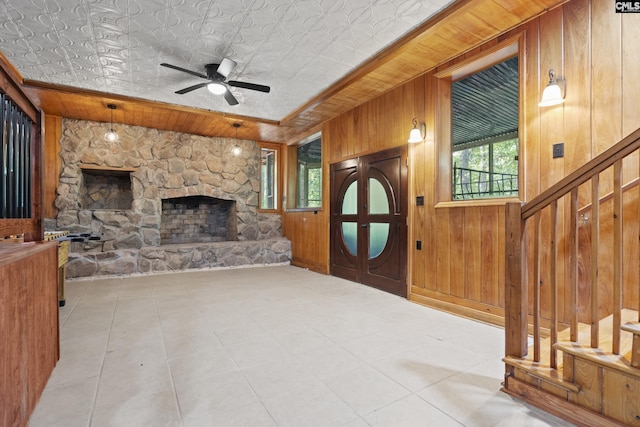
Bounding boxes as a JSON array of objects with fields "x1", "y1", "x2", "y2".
[
  {"x1": 160, "y1": 196, "x2": 237, "y2": 244},
  {"x1": 53, "y1": 119, "x2": 290, "y2": 278}
]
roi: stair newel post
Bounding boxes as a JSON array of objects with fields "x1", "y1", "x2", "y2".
[
  {"x1": 505, "y1": 201, "x2": 528, "y2": 358},
  {"x1": 533, "y1": 212, "x2": 541, "y2": 362}
]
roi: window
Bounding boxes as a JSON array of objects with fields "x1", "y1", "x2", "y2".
[
  {"x1": 1, "y1": 94, "x2": 33, "y2": 218},
  {"x1": 435, "y1": 36, "x2": 522, "y2": 204},
  {"x1": 451, "y1": 56, "x2": 519, "y2": 200},
  {"x1": 260, "y1": 146, "x2": 278, "y2": 210},
  {"x1": 295, "y1": 134, "x2": 322, "y2": 208}
]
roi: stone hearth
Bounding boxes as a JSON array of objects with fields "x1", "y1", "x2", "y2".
[{"x1": 53, "y1": 119, "x2": 290, "y2": 278}]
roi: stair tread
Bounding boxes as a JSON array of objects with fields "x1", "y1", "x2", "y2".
[
  {"x1": 503, "y1": 355, "x2": 580, "y2": 392},
  {"x1": 506, "y1": 309, "x2": 640, "y2": 383},
  {"x1": 554, "y1": 341, "x2": 637, "y2": 376},
  {"x1": 621, "y1": 321, "x2": 640, "y2": 334}
]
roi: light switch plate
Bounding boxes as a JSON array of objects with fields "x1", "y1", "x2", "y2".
[{"x1": 553, "y1": 143, "x2": 564, "y2": 158}]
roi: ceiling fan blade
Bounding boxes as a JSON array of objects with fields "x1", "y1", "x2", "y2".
[
  {"x1": 227, "y1": 80, "x2": 271, "y2": 93},
  {"x1": 217, "y1": 57, "x2": 237, "y2": 79},
  {"x1": 175, "y1": 82, "x2": 209, "y2": 94},
  {"x1": 223, "y1": 89, "x2": 239, "y2": 106},
  {"x1": 161, "y1": 63, "x2": 208, "y2": 79}
]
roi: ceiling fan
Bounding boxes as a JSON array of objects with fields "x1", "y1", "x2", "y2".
[{"x1": 160, "y1": 58, "x2": 270, "y2": 106}]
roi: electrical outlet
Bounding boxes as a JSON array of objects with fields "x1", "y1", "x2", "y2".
[
  {"x1": 416, "y1": 196, "x2": 424, "y2": 206},
  {"x1": 416, "y1": 240, "x2": 422, "y2": 250},
  {"x1": 553, "y1": 143, "x2": 564, "y2": 158}
]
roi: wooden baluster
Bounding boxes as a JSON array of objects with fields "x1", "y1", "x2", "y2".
[
  {"x1": 570, "y1": 188, "x2": 578, "y2": 342},
  {"x1": 533, "y1": 212, "x2": 541, "y2": 362},
  {"x1": 613, "y1": 160, "x2": 622, "y2": 355},
  {"x1": 591, "y1": 175, "x2": 600, "y2": 348},
  {"x1": 550, "y1": 200, "x2": 558, "y2": 369}
]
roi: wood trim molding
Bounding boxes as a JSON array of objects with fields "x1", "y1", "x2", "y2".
[
  {"x1": 503, "y1": 376, "x2": 625, "y2": 427},
  {"x1": 410, "y1": 286, "x2": 505, "y2": 327},
  {"x1": 0, "y1": 51, "x2": 38, "y2": 122}
]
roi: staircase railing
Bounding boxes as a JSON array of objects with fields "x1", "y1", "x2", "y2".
[{"x1": 505, "y1": 127, "x2": 640, "y2": 364}]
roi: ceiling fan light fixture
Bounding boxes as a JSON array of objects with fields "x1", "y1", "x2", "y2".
[{"x1": 207, "y1": 82, "x2": 226, "y2": 95}]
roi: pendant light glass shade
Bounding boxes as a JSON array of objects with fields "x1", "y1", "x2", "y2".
[
  {"x1": 104, "y1": 129, "x2": 119, "y2": 142},
  {"x1": 232, "y1": 123, "x2": 241, "y2": 156},
  {"x1": 104, "y1": 104, "x2": 119, "y2": 142}
]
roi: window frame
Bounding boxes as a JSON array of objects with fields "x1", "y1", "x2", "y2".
[
  {"x1": 258, "y1": 141, "x2": 282, "y2": 213},
  {"x1": 434, "y1": 34, "x2": 524, "y2": 207},
  {"x1": 286, "y1": 132, "x2": 323, "y2": 212}
]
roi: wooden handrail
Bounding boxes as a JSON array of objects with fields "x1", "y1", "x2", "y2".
[
  {"x1": 506, "y1": 126, "x2": 640, "y2": 360},
  {"x1": 522, "y1": 127, "x2": 640, "y2": 220}
]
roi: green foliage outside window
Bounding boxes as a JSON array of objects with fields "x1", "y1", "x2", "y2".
[
  {"x1": 296, "y1": 137, "x2": 322, "y2": 208},
  {"x1": 452, "y1": 138, "x2": 518, "y2": 199}
]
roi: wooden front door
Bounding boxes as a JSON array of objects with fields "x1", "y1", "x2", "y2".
[{"x1": 330, "y1": 146, "x2": 408, "y2": 297}]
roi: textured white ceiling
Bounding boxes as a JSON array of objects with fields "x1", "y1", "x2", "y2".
[{"x1": 0, "y1": 0, "x2": 453, "y2": 121}]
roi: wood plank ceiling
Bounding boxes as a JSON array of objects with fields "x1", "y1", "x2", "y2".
[{"x1": 20, "y1": 0, "x2": 566, "y2": 144}]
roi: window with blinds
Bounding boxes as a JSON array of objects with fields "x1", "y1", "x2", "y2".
[{"x1": 1, "y1": 93, "x2": 32, "y2": 218}]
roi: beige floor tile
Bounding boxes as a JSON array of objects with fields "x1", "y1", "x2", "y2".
[
  {"x1": 324, "y1": 365, "x2": 411, "y2": 416},
  {"x1": 175, "y1": 371, "x2": 259, "y2": 420},
  {"x1": 45, "y1": 349, "x2": 104, "y2": 388},
  {"x1": 242, "y1": 357, "x2": 322, "y2": 400},
  {"x1": 28, "y1": 377, "x2": 97, "y2": 427},
  {"x1": 260, "y1": 382, "x2": 358, "y2": 427},
  {"x1": 364, "y1": 394, "x2": 462, "y2": 426},
  {"x1": 168, "y1": 349, "x2": 238, "y2": 390},
  {"x1": 224, "y1": 336, "x2": 291, "y2": 369},
  {"x1": 369, "y1": 351, "x2": 459, "y2": 392},
  {"x1": 95, "y1": 356, "x2": 173, "y2": 407},
  {"x1": 182, "y1": 401, "x2": 277, "y2": 427},
  {"x1": 294, "y1": 344, "x2": 366, "y2": 380},
  {"x1": 30, "y1": 266, "x2": 575, "y2": 427},
  {"x1": 90, "y1": 389, "x2": 180, "y2": 427}
]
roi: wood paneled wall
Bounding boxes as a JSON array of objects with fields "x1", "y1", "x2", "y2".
[
  {"x1": 43, "y1": 115, "x2": 62, "y2": 219},
  {"x1": 284, "y1": 0, "x2": 640, "y2": 323}
]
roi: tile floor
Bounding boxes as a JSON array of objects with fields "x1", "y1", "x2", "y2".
[{"x1": 29, "y1": 265, "x2": 574, "y2": 427}]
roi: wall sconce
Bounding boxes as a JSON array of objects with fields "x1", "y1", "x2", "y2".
[
  {"x1": 538, "y1": 69, "x2": 565, "y2": 107},
  {"x1": 103, "y1": 104, "x2": 119, "y2": 142},
  {"x1": 231, "y1": 123, "x2": 242, "y2": 156},
  {"x1": 408, "y1": 118, "x2": 425, "y2": 143}
]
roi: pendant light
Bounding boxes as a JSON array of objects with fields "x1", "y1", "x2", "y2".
[
  {"x1": 104, "y1": 104, "x2": 119, "y2": 142},
  {"x1": 232, "y1": 123, "x2": 242, "y2": 156}
]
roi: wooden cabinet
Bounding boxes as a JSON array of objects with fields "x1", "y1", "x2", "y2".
[{"x1": 0, "y1": 241, "x2": 59, "y2": 427}]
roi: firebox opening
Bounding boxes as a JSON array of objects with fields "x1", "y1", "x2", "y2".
[
  {"x1": 80, "y1": 169, "x2": 133, "y2": 210},
  {"x1": 160, "y1": 196, "x2": 237, "y2": 245}
]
